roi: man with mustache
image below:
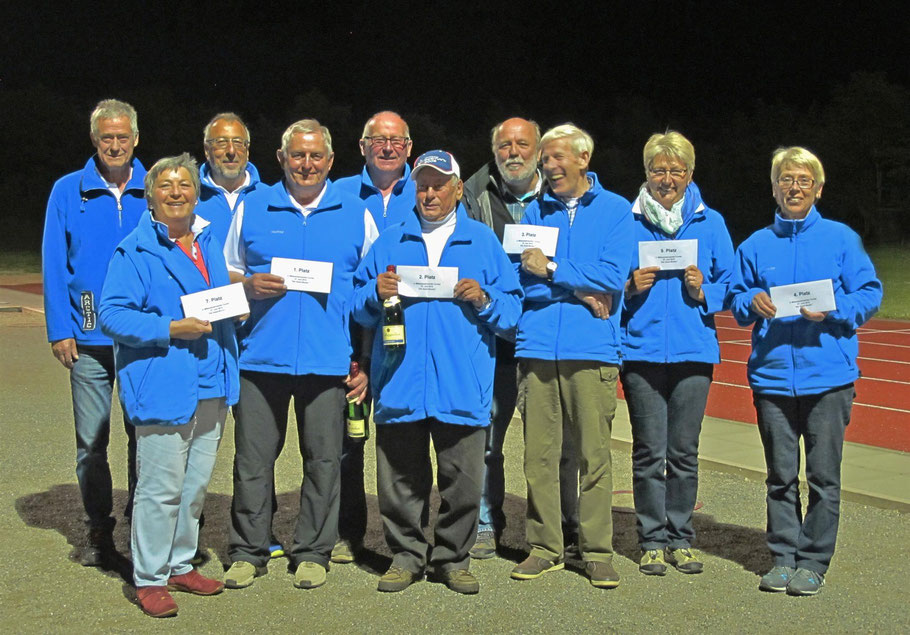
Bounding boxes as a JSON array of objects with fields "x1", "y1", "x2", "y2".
[{"x1": 462, "y1": 118, "x2": 579, "y2": 559}]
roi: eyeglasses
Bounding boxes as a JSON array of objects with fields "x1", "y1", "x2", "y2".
[
  {"x1": 777, "y1": 176, "x2": 815, "y2": 189},
  {"x1": 363, "y1": 135, "x2": 410, "y2": 149},
  {"x1": 648, "y1": 167, "x2": 688, "y2": 179},
  {"x1": 206, "y1": 137, "x2": 249, "y2": 150}
]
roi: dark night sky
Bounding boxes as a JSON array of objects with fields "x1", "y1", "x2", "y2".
[{"x1": 2, "y1": 2, "x2": 909, "y2": 248}]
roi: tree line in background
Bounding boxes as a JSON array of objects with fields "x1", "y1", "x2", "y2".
[{"x1": 3, "y1": 72, "x2": 908, "y2": 252}]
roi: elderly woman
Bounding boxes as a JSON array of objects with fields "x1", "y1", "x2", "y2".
[
  {"x1": 621, "y1": 131, "x2": 734, "y2": 576},
  {"x1": 100, "y1": 153, "x2": 239, "y2": 617},
  {"x1": 729, "y1": 147, "x2": 881, "y2": 595}
]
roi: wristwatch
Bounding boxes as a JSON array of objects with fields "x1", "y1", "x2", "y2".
[{"x1": 546, "y1": 260, "x2": 558, "y2": 281}]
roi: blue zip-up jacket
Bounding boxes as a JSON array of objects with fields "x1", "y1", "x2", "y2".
[
  {"x1": 99, "y1": 212, "x2": 240, "y2": 426},
  {"x1": 352, "y1": 204, "x2": 523, "y2": 426},
  {"x1": 42, "y1": 156, "x2": 148, "y2": 345},
  {"x1": 334, "y1": 164, "x2": 416, "y2": 232},
  {"x1": 621, "y1": 183, "x2": 735, "y2": 364},
  {"x1": 196, "y1": 161, "x2": 262, "y2": 247},
  {"x1": 235, "y1": 181, "x2": 368, "y2": 376},
  {"x1": 515, "y1": 173, "x2": 634, "y2": 364},
  {"x1": 728, "y1": 207, "x2": 882, "y2": 396}
]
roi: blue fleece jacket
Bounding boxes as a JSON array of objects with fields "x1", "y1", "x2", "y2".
[
  {"x1": 196, "y1": 161, "x2": 262, "y2": 247},
  {"x1": 515, "y1": 173, "x2": 634, "y2": 364},
  {"x1": 99, "y1": 212, "x2": 240, "y2": 426},
  {"x1": 352, "y1": 204, "x2": 523, "y2": 426},
  {"x1": 334, "y1": 164, "x2": 416, "y2": 232},
  {"x1": 728, "y1": 207, "x2": 882, "y2": 396},
  {"x1": 42, "y1": 157, "x2": 148, "y2": 345},
  {"x1": 621, "y1": 183, "x2": 735, "y2": 364},
  {"x1": 234, "y1": 181, "x2": 368, "y2": 376}
]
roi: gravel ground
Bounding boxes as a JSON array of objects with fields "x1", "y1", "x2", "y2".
[{"x1": 2, "y1": 311, "x2": 908, "y2": 633}]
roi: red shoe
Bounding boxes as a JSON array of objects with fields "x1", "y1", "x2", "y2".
[
  {"x1": 167, "y1": 569, "x2": 225, "y2": 596},
  {"x1": 136, "y1": 586, "x2": 178, "y2": 618}
]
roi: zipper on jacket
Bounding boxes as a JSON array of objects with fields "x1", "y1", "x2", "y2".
[{"x1": 789, "y1": 230, "x2": 798, "y2": 396}]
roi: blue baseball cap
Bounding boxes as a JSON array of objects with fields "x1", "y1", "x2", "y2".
[{"x1": 411, "y1": 150, "x2": 460, "y2": 179}]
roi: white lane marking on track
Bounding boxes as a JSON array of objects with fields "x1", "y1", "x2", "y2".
[{"x1": 853, "y1": 402, "x2": 910, "y2": 414}]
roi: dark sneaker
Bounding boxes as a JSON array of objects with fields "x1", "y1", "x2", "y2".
[
  {"x1": 438, "y1": 569, "x2": 480, "y2": 594},
  {"x1": 224, "y1": 561, "x2": 268, "y2": 589},
  {"x1": 136, "y1": 586, "x2": 178, "y2": 618},
  {"x1": 584, "y1": 560, "x2": 620, "y2": 588},
  {"x1": 294, "y1": 562, "x2": 327, "y2": 589},
  {"x1": 759, "y1": 566, "x2": 796, "y2": 592},
  {"x1": 168, "y1": 569, "x2": 224, "y2": 595},
  {"x1": 510, "y1": 555, "x2": 564, "y2": 580},
  {"x1": 787, "y1": 568, "x2": 825, "y2": 596},
  {"x1": 81, "y1": 523, "x2": 114, "y2": 567},
  {"x1": 330, "y1": 539, "x2": 360, "y2": 564},
  {"x1": 666, "y1": 547, "x2": 704, "y2": 574},
  {"x1": 378, "y1": 566, "x2": 421, "y2": 592},
  {"x1": 639, "y1": 549, "x2": 668, "y2": 576},
  {"x1": 469, "y1": 531, "x2": 496, "y2": 560},
  {"x1": 563, "y1": 532, "x2": 580, "y2": 559}
]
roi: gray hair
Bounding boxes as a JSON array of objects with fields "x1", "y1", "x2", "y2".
[
  {"x1": 540, "y1": 123, "x2": 594, "y2": 159},
  {"x1": 90, "y1": 99, "x2": 138, "y2": 138},
  {"x1": 203, "y1": 112, "x2": 250, "y2": 143},
  {"x1": 771, "y1": 146, "x2": 826, "y2": 187},
  {"x1": 144, "y1": 153, "x2": 200, "y2": 203},
  {"x1": 362, "y1": 111, "x2": 410, "y2": 139},
  {"x1": 643, "y1": 130, "x2": 695, "y2": 174},
  {"x1": 280, "y1": 118, "x2": 333, "y2": 155},
  {"x1": 490, "y1": 119, "x2": 541, "y2": 152}
]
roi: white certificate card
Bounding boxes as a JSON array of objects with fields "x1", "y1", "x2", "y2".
[
  {"x1": 502, "y1": 224, "x2": 559, "y2": 257},
  {"x1": 638, "y1": 239, "x2": 698, "y2": 271},
  {"x1": 181, "y1": 282, "x2": 249, "y2": 321},
  {"x1": 270, "y1": 257, "x2": 333, "y2": 294},
  {"x1": 770, "y1": 279, "x2": 836, "y2": 318},
  {"x1": 396, "y1": 266, "x2": 459, "y2": 298}
]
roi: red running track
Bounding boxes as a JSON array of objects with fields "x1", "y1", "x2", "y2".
[
  {"x1": 8, "y1": 284, "x2": 908, "y2": 452},
  {"x1": 620, "y1": 313, "x2": 910, "y2": 453}
]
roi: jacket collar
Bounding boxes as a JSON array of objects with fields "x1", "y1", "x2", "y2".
[
  {"x1": 80, "y1": 156, "x2": 146, "y2": 195},
  {"x1": 401, "y1": 202, "x2": 474, "y2": 244},
  {"x1": 772, "y1": 206, "x2": 820, "y2": 236},
  {"x1": 540, "y1": 171, "x2": 604, "y2": 210},
  {"x1": 266, "y1": 180, "x2": 343, "y2": 214},
  {"x1": 359, "y1": 163, "x2": 411, "y2": 195},
  {"x1": 199, "y1": 161, "x2": 261, "y2": 195}
]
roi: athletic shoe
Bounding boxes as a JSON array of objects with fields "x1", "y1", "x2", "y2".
[
  {"x1": 666, "y1": 547, "x2": 704, "y2": 574},
  {"x1": 294, "y1": 562, "x2": 327, "y2": 589},
  {"x1": 510, "y1": 555, "x2": 564, "y2": 580},
  {"x1": 639, "y1": 549, "x2": 668, "y2": 576},
  {"x1": 378, "y1": 566, "x2": 421, "y2": 592},
  {"x1": 224, "y1": 561, "x2": 267, "y2": 589},
  {"x1": 584, "y1": 560, "x2": 620, "y2": 588},
  {"x1": 269, "y1": 536, "x2": 285, "y2": 559},
  {"x1": 469, "y1": 531, "x2": 496, "y2": 560},
  {"x1": 330, "y1": 539, "x2": 359, "y2": 564},
  {"x1": 439, "y1": 569, "x2": 479, "y2": 594},
  {"x1": 787, "y1": 568, "x2": 825, "y2": 596},
  {"x1": 759, "y1": 566, "x2": 796, "y2": 592}
]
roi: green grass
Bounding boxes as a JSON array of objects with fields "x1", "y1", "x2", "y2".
[
  {"x1": 868, "y1": 245, "x2": 910, "y2": 320},
  {"x1": 2, "y1": 246, "x2": 907, "y2": 319},
  {"x1": 0, "y1": 250, "x2": 40, "y2": 274}
]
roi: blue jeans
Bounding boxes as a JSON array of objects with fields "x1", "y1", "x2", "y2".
[
  {"x1": 621, "y1": 362, "x2": 712, "y2": 550},
  {"x1": 478, "y1": 356, "x2": 579, "y2": 538},
  {"x1": 754, "y1": 385, "x2": 853, "y2": 574},
  {"x1": 71, "y1": 345, "x2": 136, "y2": 527},
  {"x1": 132, "y1": 398, "x2": 226, "y2": 587}
]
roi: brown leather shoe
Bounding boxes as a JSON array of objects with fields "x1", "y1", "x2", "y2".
[
  {"x1": 510, "y1": 555, "x2": 564, "y2": 580},
  {"x1": 167, "y1": 569, "x2": 224, "y2": 595},
  {"x1": 585, "y1": 560, "x2": 620, "y2": 588},
  {"x1": 136, "y1": 586, "x2": 178, "y2": 618}
]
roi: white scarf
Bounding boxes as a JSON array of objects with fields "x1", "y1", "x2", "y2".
[{"x1": 638, "y1": 184, "x2": 685, "y2": 236}]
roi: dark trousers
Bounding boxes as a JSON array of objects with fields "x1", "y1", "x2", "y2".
[
  {"x1": 71, "y1": 344, "x2": 137, "y2": 527},
  {"x1": 621, "y1": 361, "x2": 712, "y2": 550},
  {"x1": 376, "y1": 419, "x2": 486, "y2": 574},
  {"x1": 754, "y1": 385, "x2": 854, "y2": 574},
  {"x1": 229, "y1": 370, "x2": 344, "y2": 568},
  {"x1": 338, "y1": 434, "x2": 368, "y2": 544}
]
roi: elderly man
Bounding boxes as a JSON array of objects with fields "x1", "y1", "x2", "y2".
[
  {"x1": 42, "y1": 99, "x2": 143, "y2": 566},
  {"x1": 196, "y1": 112, "x2": 261, "y2": 246},
  {"x1": 335, "y1": 111, "x2": 415, "y2": 231},
  {"x1": 223, "y1": 119, "x2": 377, "y2": 590},
  {"x1": 511, "y1": 124, "x2": 633, "y2": 588},
  {"x1": 463, "y1": 117, "x2": 579, "y2": 559},
  {"x1": 352, "y1": 151, "x2": 523, "y2": 594},
  {"x1": 330, "y1": 111, "x2": 416, "y2": 563}
]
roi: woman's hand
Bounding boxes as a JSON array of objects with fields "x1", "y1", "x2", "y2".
[
  {"x1": 170, "y1": 317, "x2": 212, "y2": 340},
  {"x1": 684, "y1": 265, "x2": 706, "y2": 303},
  {"x1": 628, "y1": 266, "x2": 660, "y2": 296}
]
